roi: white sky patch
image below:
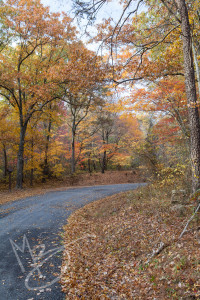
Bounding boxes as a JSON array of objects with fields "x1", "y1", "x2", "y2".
[
  {"x1": 40, "y1": 0, "x2": 147, "y2": 107},
  {"x1": 40, "y1": 0, "x2": 126, "y2": 50},
  {"x1": 41, "y1": 0, "x2": 125, "y2": 20}
]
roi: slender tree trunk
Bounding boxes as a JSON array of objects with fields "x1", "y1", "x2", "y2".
[
  {"x1": 30, "y1": 168, "x2": 34, "y2": 187},
  {"x1": 101, "y1": 150, "x2": 107, "y2": 174},
  {"x1": 42, "y1": 117, "x2": 52, "y2": 183},
  {"x1": 88, "y1": 154, "x2": 92, "y2": 174},
  {"x1": 44, "y1": 118, "x2": 52, "y2": 174},
  {"x1": 16, "y1": 125, "x2": 26, "y2": 189},
  {"x1": 30, "y1": 137, "x2": 34, "y2": 187},
  {"x1": 93, "y1": 160, "x2": 96, "y2": 171},
  {"x1": 192, "y1": 41, "x2": 200, "y2": 98},
  {"x1": 105, "y1": 131, "x2": 109, "y2": 171},
  {"x1": 71, "y1": 128, "x2": 76, "y2": 174},
  {"x1": 177, "y1": 0, "x2": 200, "y2": 192},
  {"x1": 101, "y1": 131, "x2": 107, "y2": 174},
  {"x1": 3, "y1": 144, "x2": 7, "y2": 178},
  {"x1": 102, "y1": 151, "x2": 107, "y2": 173}
]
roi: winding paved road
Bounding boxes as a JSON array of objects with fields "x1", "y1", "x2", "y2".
[{"x1": 0, "y1": 183, "x2": 145, "y2": 300}]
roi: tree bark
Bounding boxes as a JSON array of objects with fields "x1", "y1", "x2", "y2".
[
  {"x1": 3, "y1": 144, "x2": 7, "y2": 178},
  {"x1": 101, "y1": 131, "x2": 107, "y2": 174},
  {"x1": 192, "y1": 41, "x2": 200, "y2": 98},
  {"x1": 44, "y1": 119, "x2": 51, "y2": 168},
  {"x1": 176, "y1": 0, "x2": 200, "y2": 192},
  {"x1": 88, "y1": 154, "x2": 92, "y2": 174},
  {"x1": 71, "y1": 127, "x2": 76, "y2": 174},
  {"x1": 30, "y1": 168, "x2": 34, "y2": 187},
  {"x1": 30, "y1": 137, "x2": 34, "y2": 187},
  {"x1": 101, "y1": 150, "x2": 107, "y2": 173},
  {"x1": 16, "y1": 125, "x2": 27, "y2": 189},
  {"x1": 93, "y1": 160, "x2": 96, "y2": 171},
  {"x1": 42, "y1": 117, "x2": 52, "y2": 182}
]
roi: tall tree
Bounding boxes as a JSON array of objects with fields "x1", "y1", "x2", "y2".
[
  {"x1": 64, "y1": 92, "x2": 93, "y2": 173},
  {"x1": 61, "y1": 43, "x2": 106, "y2": 173},
  {"x1": 72, "y1": 0, "x2": 200, "y2": 192},
  {"x1": 175, "y1": 0, "x2": 200, "y2": 191},
  {"x1": 0, "y1": 0, "x2": 76, "y2": 188},
  {"x1": 0, "y1": 103, "x2": 17, "y2": 178}
]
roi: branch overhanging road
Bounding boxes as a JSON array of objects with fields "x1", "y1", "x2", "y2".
[{"x1": 0, "y1": 183, "x2": 146, "y2": 300}]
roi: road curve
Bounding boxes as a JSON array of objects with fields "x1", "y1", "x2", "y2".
[{"x1": 0, "y1": 183, "x2": 145, "y2": 300}]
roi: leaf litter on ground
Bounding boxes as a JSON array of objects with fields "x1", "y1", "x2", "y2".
[{"x1": 61, "y1": 184, "x2": 200, "y2": 299}]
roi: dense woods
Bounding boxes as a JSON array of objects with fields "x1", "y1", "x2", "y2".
[{"x1": 0, "y1": 0, "x2": 199, "y2": 193}]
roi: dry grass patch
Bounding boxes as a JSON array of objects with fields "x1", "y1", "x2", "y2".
[{"x1": 61, "y1": 185, "x2": 200, "y2": 299}]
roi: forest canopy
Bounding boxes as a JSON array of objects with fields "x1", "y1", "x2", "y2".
[{"x1": 0, "y1": 0, "x2": 199, "y2": 193}]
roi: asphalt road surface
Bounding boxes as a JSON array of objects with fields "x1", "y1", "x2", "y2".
[{"x1": 0, "y1": 183, "x2": 145, "y2": 300}]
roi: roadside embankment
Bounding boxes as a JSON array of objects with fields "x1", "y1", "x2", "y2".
[{"x1": 61, "y1": 184, "x2": 200, "y2": 299}]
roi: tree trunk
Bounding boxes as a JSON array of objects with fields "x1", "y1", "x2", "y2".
[
  {"x1": 3, "y1": 144, "x2": 7, "y2": 178},
  {"x1": 30, "y1": 168, "x2": 33, "y2": 187},
  {"x1": 42, "y1": 118, "x2": 52, "y2": 182},
  {"x1": 93, "y1": 160, "x2": 96, "y2": 171},
  {"x1": 101, "y1": 131, "x2": 107, "y2": 174},
  {"x1": 88, "y1": 154, "x2": 92, "y2": 174},
  {"x1": 44, "y1": 118, "x2": 52, "y2": 170},
  {"x1": 30, "y1": 137, "x2": 34, "y2": 187},
  {"x1": 177, "y1": 0, "x2": 200, "y2": 192},
  {"x1": 101, "y1": 150, "x2": 107, "y2": 173},
  {"x1": 71, "y1": 129, "x2": 76, "y2": 174},
  {"x1": 192, "y1": 41, "x2": 200, "y2": 99},
  {"x1": 16, "y1": 125, "x2": 26, "y2": 189}
]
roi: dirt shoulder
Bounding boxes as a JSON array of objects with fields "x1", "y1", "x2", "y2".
[
  {"x1": 0, "y1": 170, "x2": 143, "y2": 206},
  {"x1": 61, "y1": 184, "x2": 200, "y2": 299}
]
